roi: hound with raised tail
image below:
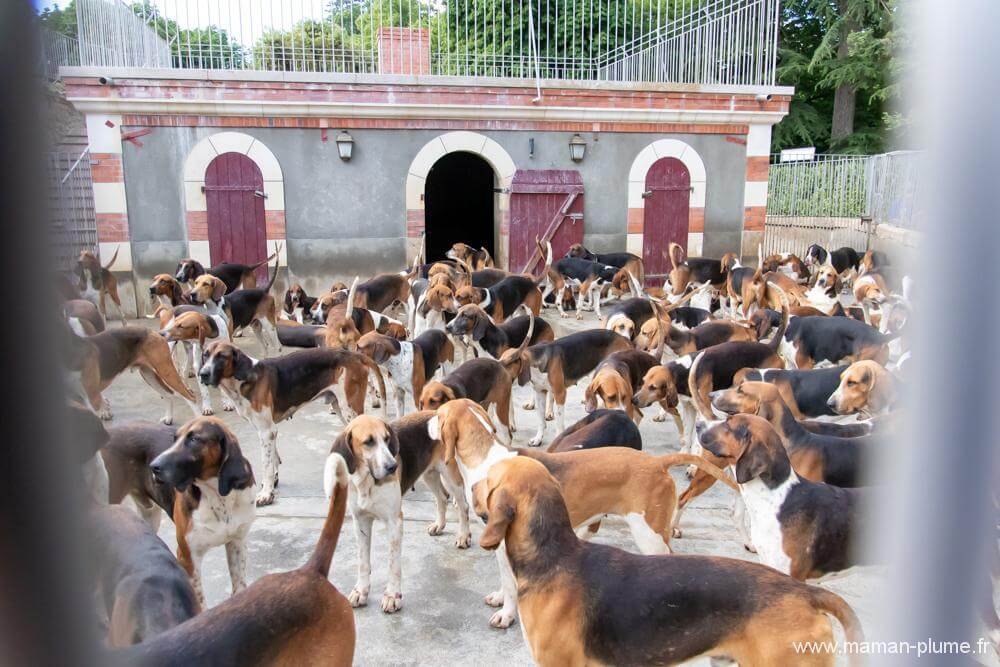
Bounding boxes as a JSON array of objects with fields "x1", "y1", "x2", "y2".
[
  {"x1": 701, "y1": 414, "x2": 872, "y2": 580},
  {"x1": 445, "y1": 305, "x2": 554, "y2": 358},
  {"x1": 146, "y1": 417, "x2": 256, "y2": 606},
  {"x1": 76, "y1": 247, "x2": 127, "y2": 326},
  {"x1": 198, "y1": 341, "x2": 386, "y2": 506},
  {"x1": 158, "y1": 307, "x2": 235, "y2": 415},
  {"x1": 429, "y1": 399, "x2": 736, "y2": 629},
  {"x1": 323, "y1": 412, "x2": 470, "y2": 614},
  {"x1": 189, "y1": 250, "x2": 282, "y2": 356},
  {"x1": 115, "y1": 456, "x2": 355, "y2": 666},
  {"x1": 446, "y1": 242, "x2": 494, "y2": 270},
  {"x1": 473, "y1": 456, "x2": 864, "y2": 665},
  {"x1": 664, "y1": 242, "x2": 727, "y2": 304},
  {"x1": 537, "y1": 239, "x2": 618, "y2": 318},
  {"x1": 174, "y1": 248, "x2": 278, "y2": 294},
  {"x1": 565, "y1": 243, "x2": 645, "y2": 296}
]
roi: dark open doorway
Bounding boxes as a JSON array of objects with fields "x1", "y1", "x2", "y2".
[{"x1": 424, "y1": 151, "x2": 495, "y2": 263}]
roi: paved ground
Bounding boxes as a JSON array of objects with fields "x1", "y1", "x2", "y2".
[{"x1": 105, "y1": 310, "x2": 884, "y2": 665}]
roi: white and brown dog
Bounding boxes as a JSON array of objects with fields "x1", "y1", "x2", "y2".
[
  {"x1": 76, "y1": 247, "x2": 127, "y2": 326},
  {"x1": 357, "y1": 328, "x2": 454, "y2": 417},
  {"x1": 323, "y1": 412, "x2": 470, "y2": 614}
]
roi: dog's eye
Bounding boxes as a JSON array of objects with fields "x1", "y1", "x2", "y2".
[
  {"x1": 364, "y1": 437, "x2": 374, "y2": 447},
  {"x1": 846, "y1": 380, "x2": 857, "y2": 387}
]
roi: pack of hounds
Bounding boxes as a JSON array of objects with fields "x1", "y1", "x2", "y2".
[{"x1": 61, "y1": 238, "x2": 996, "y2": 665}]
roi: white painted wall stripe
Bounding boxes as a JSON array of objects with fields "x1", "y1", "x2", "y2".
[
  {"x1": 746, "y1": 124, "x2": 773, "y2": 158},
  {"x1": 744, "y1": 180, "x2": 769, "y2": 207}
]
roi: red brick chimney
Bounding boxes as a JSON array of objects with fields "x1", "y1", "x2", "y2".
[{"x1": 378, "y1": 27, "x2": 431, "y2": 76}]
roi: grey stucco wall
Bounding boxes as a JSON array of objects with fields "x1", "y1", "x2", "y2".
[{"x1": 121, "y1": 125, "x2": 747, "y2": 294}]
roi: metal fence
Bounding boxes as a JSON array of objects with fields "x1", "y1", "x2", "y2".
[
  {"x1": 47, "y1": 150, "x2": 98, "y2": 271},
  {"x1": 763, "y1": 151, "x2": 923, "y2": 257},
  {"x1": 59, "y1": 0, "x2": 778, "y2": 86},
  {"x1": 40, "y1": 28, "x2": 81, "y2": 81}
]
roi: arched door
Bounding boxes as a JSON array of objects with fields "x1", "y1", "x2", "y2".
[
  {"x1": 204, "y1": 152, "x2": 268, "y2": 282},
  {"x1": 424, "y1": 152, "x2": 495, "y2": 263},
  {"x1": 643, "y1": 157, "x2": 691, "y2": 285}
]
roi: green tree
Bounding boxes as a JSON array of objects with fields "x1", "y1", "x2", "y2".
[
  {"x1": 39, "y1": 1, "x2": 78, "y2": 38},
  {"x1": 128, "y1": 0, "x2": 244, "y2": 69}
]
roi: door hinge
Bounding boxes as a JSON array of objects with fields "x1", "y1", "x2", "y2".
[
  {"x1": 642, "y1": 190, "x2": 653, "y2": 199},
  {"x1": 254, "y1": 190, "x2": 267, "y2": 199}
]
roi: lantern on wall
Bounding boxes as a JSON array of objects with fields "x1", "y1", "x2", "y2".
[
  {"x1": 569, "y1": 134, "x2": 587, "y2": 162},
  {"x1": 335, "y1": 130, "x2": 354, "y2": 161}
]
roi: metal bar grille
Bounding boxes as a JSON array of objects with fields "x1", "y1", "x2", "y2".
[
  {"x1": 55, "y1": 0, "x2": 780, "y2": 87},
  {"x1": 47, "y1": 150, "x2": 98, "y2": 272}
]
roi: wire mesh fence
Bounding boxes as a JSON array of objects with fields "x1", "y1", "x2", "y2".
[
  {"x1": 48, "y1": 0, "x2": 778, "y2": 86},
  {"x1": 764, "y1": 151, "x2": 923, "y2": 257},
  {"x1": 48, "y1": 150, "x2": 98, "y2": 272}
]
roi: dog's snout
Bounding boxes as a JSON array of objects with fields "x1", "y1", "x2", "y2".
[
  {"x1": 149, "y1": 462, "x2": 165, "y2": 481},
  {"x1": 385, "y1": 461, "x2": 398, "y2": 475}
]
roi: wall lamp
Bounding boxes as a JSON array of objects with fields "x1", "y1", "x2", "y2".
[
  {"x1": 335, "y1": 130, "x2": 354, "y2": 161},
  {"x1": 569, "y1": 134, "x2": 587, "y2": 162}
]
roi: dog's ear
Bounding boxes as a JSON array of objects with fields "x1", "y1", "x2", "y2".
[
  {"x1": 232, "y1": 348, "x2": 254, "y2": 381},
  {"x1": 867, "y1": 367, "x2": 896, "y2": 413},
  {"x1": 734, "y1": 440, "x2": 769, "y2": 484},
  {"x1": 583, "y1": 378, "x2": 599, "y2": 413},
  {"x1": 443, "y1": 385, "x2": 457, "y2": 402},
  {"x1": 330, "y1": 428, "x2": 357, "y2": 474},
  {"x1": 386, "y1": 425, "x2": 400, "y2": 458},
  {"x1": 659, "y1": 373, "x2": 679, "y2": 409},
  {"x1": 471, "y1": 311, "x2": 490, "y2": 341},
  {"x1": 479, "y1": 489, "x2": 515, "y2": 551},
  {"x1": 197, "y1": 317, "x2": 209, "y2": 347},
  {"x1": 212, "y1": 277, "x2": 225, "y2": 301},
  {"x1": 171, "y1": 279, "x2": 184, "y2": 305},
  {"x1": 218, "y1": 431, "x2": 253, "y2": 496},
  {"x1": 369, "y1": 337, "x2": 392, "y2": 365}
]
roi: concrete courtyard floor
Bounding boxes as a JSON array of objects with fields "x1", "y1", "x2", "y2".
[{"x1": 104, "y1": 309, "x2": 890, "y2": 666}]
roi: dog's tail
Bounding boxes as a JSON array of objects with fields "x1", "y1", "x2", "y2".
[
  {"x1": 649, "y1": 299, "x2": 667, "y2": 360},
  {"x1": 344, "y1": 276, "x2": 359, "y2": 320},
  {"x1": 250, "y1": 245, "x2": 280, "y2": 272},
  {"x1": 668, "y1": 242, "x2": 685, "y2": 270},
  {"x1": 262, "y1": 243, "x2": 282, "y2": 292},
  {"x1": 687, "y1": 350, "x2": 715, "y2": 420},
  {"x1": 661, "y1": 454, "x2": 737, "y2": 490},
  {"x1": 808, "y1": 586, "x2": 865, "y2": 666},
  {"x1": 625, "y1": 268, "x2": 644, "y2": 300},
  {"x1": 102, "y1": 245, "x2": 120, "y2": 271},
  {"x1": 310, "y1": 453, "x2": 350, "y2": 577},
  {"x1": 480, "y1": 246, "x2": 494, "y2": 268},
  {"x1": 766, "y1": 285, "x2": 789, "y2": 352}
]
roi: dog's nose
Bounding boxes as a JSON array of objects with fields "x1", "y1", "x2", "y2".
[
  {"x1": 385, "y1": 461, "x2": 398, "y2": 475},
  {"x1": 158, "y1": 330, "x2": 169, "y2": 338},
  {"x1": 149, "y1": 462, "x2": 164, "y2": 481},
  {"x1": 826, "y1": 396, "x2": 837, "y2": 408}
]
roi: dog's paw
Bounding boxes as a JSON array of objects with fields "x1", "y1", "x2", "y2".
[
  {"x1": 685, "y1": 464, "x2": 698, "y2": 479},
  {"x1": 371, "y1": 399, "x2": 381, "y2": 408},
  {"x1": 348, "y1": 587, "x2": 370, "y2": 608},
  {"x1": 484, "y1": 590, "x2": 505, "y2": 607},
  {"x1": 160, "y1": 415, "x2": 174, "y2": 426},
  {"x1": 254, "y1": 489, "x2": 276, "y2": 506},
  {"x1": 545, "y1": 412, "x2": 554, "y2": 422},
  {"x1": 426, "y1": 522, "x2": 445, "y2": 536},
  {"x1": 652, "y1": 413, "x2": 666, "y2": 423},
  {"x1": 201, "y1": 406, "x2": 215, "y2": 416},
  {"x1": 743, "y1": 541, "x2": 757, "y2": 554},
  {"x1": 522, "y1": 400, "x2": 535, "y2": 410},
  {"x1": 574, "y1": 312, "x2": 583, "y2": 320},
  {"x1": 455, "y1": 532, "x2": 472, "y2": 549},
  {"x1": 222, "y1": 399, "x2": 236, "y2": 412},
  {"x1": 672, "y1": 527, "x2": 683, "y2": 539},
  {"x1": 98, "y1": 408, "x2": 113, "y2": 421},
  {"x1": 381, "y1": 592, "x2": 402, "y2": 613},
  {"x1": 527, "y1": 434, "x2": 544, "y2": 447},
  {"x1": 490, "y1": 609, "x2": 517, "y2": 629}
]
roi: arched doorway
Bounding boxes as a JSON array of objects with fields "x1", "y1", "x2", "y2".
[
  {"x1": 424, "y1": 152, "x2": 495, "y2": 263},
  {"x1": 204, "y1": 152, "x2": 269, "y2": 282},
  {"x1": 643, "y1": 157, "x2": 691, "y2": 284}
]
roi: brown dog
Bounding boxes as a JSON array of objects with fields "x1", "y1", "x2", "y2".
[
  {"x1": 474, "y1": 456, "x2": 863, "y2": 665},
  {"x1": 76, "y1": 247, "x2": 126, "y2": 325},
  {"x1": 827, "y1": 359, "x2": 899, "y2": 417}
]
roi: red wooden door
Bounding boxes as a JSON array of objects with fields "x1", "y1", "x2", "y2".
[
  {"x1": 205, "y1": 152, "x2": 268, "y2": 283},
  {"x1": 509, "y1": 170, "x2": 584, "y2": 275},
  {"x1": 643, "y1": 157, "x2": 691, "y2": 285}
]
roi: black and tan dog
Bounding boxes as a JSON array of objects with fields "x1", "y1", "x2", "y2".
[
  {"x1": 283, "y1": 283, "x2": 318, "y2": 322},
  {"x1": 445, "y1": 305, "x2": 554, "y2": 358},
  {"x1": 565, "y1": 243, "x2": 645, "y2": 295},
  {"x1": 700, "y1": 414, "x2": 872, "y2": 581},
  {"x1": 106, "y1": 417, "x2": 257, "y2": 607},
  {"x1": 827, "y1": 359, "x2": 900, "y2": 417},
  {"x1": 419, "y1": 356, "x2": 517, "y2": 442},
  {"x1": 323, "y1": 413, "x2": 470, "y2": 613},
  {"x1": 174, "y1": 248, "x2": 278, "y2": 294},
  {"x1": 780, "y1": 315, "x2": 897, "y2": 369},
  {"x1": 474, "y1": 456, "x2": 863, "y2": 664},
  {"x1": 64, "y1": 298, "x2": 105, "y2": 336},
  {"x1": 148, "y1": 273, "x2": 191, "y2": 309},
  {"x1": 538, "y1": 239, "x2": 619, "y2": 318},
  {"x1": 76, "y1": 247, "x2": 127, "y2": 325},
  {"x1": 664, "y1": 242, "x2": 727, "y2": 303},
  {"x1": 198, "y1": 341, "x2": 386, "y2": 505},
  {"x1": 546, "y1": 409, "x2": 642, "y2": 452},
  {"x1": 189, "y1": 253, "x2": 282, "y2": 355},
  {"x1": 115, "y1": 462, "x2": 354, "y2": 666},
  {"x1": 446, "y1": 242, "x2": 494, "y2": 270},
  {"x1": 455, "y1": 274, "x2": 543, "y2": 323},
  {"x1": 67, "y1": 325, "x2": 200, "y2": 424},
  {"x1": 357, "y1": 328, "x2": 454, "y2": 417},
  {"x1": 500, "y1": 328, "x2": 633, "y2": 446},
  {"x1": 90, "y1": 504, "x2": 199, "y2": 646},
  {"x1": 584, "y1": 347, "x2": 663, "y2": 424}
]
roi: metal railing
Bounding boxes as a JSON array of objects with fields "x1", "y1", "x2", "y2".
[
  {"x1": 40, "y1": 28, "x2": 81, "y2": 81},
  {"x1": 48, "y1": 150, "x2": 98, "y2": 271},
  {"x1": 57, "y1": 0, "x2": 779, "y2": 87}
]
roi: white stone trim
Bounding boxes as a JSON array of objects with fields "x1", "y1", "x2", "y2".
[
  {"x1": 405, "y1": 131, "x2": 517, "y2": 210},
  {"x1": 92, "y1": 182, "x2": 128, "y2": 214},
  {"x1": 61, "y1": 65, "x2": 795, "y2": 97},
  {"x1": 266, "y1": 239, "x2": 288, "y2": 266},
  {"x1": 68, "y1": 97, "x2": 788, "y2": 127},
  {"x1": 626, "y1": 139, "x2": 707, "y2": 210},
  {"x1": 744, "y1": 181, "x2": 769, "y2": 207},
  {"x1": 85, "y1": 114, "x2": 124, "y2": 154},
  {"x1": 687, "y1": 233, "x2": 704, "y2": 257},
  {"x1": 746, "y1": 124, "x2": 773, "y2": 157},
  {"x1": 626, "y1": 233, "x2": 643, "y2": 256},
  {"x1": 187, "y1": 240, "x2": 211, "y2": 265},
  {"x1": 99, "y1": 242, "x2": 132, "y2": 272}
]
